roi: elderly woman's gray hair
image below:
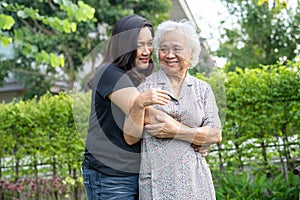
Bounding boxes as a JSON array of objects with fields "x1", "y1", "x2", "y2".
[{"x1": 154, "y1": 19, "x2": 201, "y2": 69}]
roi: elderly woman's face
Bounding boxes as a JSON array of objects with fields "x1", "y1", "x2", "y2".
[{"x1": 158, "y1": 30, "x2": 191, "y2": 74}]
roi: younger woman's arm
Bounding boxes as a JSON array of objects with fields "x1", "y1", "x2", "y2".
[{"x1": 109, "y1": 87, "x2": 170, "y2": 145}]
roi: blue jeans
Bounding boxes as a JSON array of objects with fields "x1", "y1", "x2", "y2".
[{"x1": 81, "y1": 166, "x2": 139, "y2": 200}]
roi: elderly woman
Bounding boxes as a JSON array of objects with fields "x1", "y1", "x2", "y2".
[{"x1": 124, "y1": 20, "x2": 222, "y2": 199}]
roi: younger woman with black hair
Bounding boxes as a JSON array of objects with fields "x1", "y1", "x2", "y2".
[{"x1": 82, "y1": 14, "x2": 170, "y2": 199}]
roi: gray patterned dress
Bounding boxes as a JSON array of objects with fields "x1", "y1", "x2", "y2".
[{"x1": 138, "y1": 69, "x2": 221, "y2": 200}]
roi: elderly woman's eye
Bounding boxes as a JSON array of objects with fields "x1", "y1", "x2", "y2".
[
  {"x1": 160, "y1": 47, "x2": 169, "y2": 52},
  {"x1": 174, "y1": 47, "x2": 183, "y2": 53}
]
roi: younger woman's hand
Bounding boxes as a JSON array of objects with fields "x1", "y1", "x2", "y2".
[{"x1": 135, "y1": 88, "x2": 170, "y2": 108}]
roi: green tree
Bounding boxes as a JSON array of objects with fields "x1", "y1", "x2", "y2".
[
  {"x1": 85, "y1": 0, "x2": 171, "y2": 28},
  {"x1": 0, "y1": 12, "x2": 15, "y2": 84},
  {"x1": 0, "y1": 0, "x2": 171, "y2": 99},
  {"x1": 0, "y1": 0, "x2": 96, "y2": 99},
  {"x1": 216, "y1": 0, "x2": 300, "y2": 71}
]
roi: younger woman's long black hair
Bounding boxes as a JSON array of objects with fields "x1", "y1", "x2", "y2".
[{"x1": 88, "y1": 14, "x2": 154, "y2": 88}]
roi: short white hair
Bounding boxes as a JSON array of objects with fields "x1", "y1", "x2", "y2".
[{"x1": 154, "y1": 19, "x2": 201, "y2": 68}]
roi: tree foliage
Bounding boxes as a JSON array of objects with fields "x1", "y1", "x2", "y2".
[
  {"x1": 0, "y1": 0, "x2": 171, "y2": 99},
  {"x1": 85, "y1": 0, "x2": 171, "y2": 29},
  {"x1": 216, "y1": 0, "x2": 300, "y2": 71},
  {"x1": 0, "y1": 0, "x2": 96, "y2": 99}
]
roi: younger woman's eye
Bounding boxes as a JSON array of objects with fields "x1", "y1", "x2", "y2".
[
  {"x1": 137, "y1": 43, "x2": 144, "y2": 49},
  {"x1": 147, "y1": 42, "x2": 153, "y2": 47}
]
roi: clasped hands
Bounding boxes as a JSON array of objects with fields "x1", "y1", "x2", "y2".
[{"x1": 144, "y1": 108, "x2": 222, "y2": 157}]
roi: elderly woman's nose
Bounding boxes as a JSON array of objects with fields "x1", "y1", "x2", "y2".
[{"x1": 166, "y1": 49, "x2": 176, "y2": 57}]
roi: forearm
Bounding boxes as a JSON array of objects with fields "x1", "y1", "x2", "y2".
[
  {"x1": 176, "y1": 126, "x2": 222, "y2": 145},
  {"x1": 123, "y1": 101, "x2": 146, "y2": 145},
  {"x1": 145, "y1": 107, "x2": 222, "y2": 145},
  {"x1": 114, "y1": 87, "x2": 170, "y2": 145}
]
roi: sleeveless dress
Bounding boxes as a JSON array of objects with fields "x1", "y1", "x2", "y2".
[{"x1": 138, "y1": 69, "x2": 221, "y2": 200}]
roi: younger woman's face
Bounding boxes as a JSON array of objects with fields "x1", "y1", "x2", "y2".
[{"x1": 135, "y1": 27, "x2": 154, "y2": 70}]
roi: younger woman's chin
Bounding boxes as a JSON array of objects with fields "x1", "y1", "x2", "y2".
[{"x1": 136, "y1": 64, "x2": 149, "y2": 70}]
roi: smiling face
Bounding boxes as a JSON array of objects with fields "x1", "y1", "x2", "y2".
[
  {"x1": 134, "y1": 27, "x2": 154, "y2": 70},
  {"x1": 158, "y1": 30, "x2": 192, "y2": 76}
]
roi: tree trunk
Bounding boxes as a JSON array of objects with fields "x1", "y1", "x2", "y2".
[
  {"x1": 73, "y1": 168, "x2": 78, "y2": 200},
  {"x1": 217, "y1": 143, "x2": 224, "y2": 171},
  {"x1": 234, "y1": 142, "x2": 243, "y2": 171},
  {"x1": 260, "y1": 139, "x2": 269, "y2": 176},
  {"x1": 34, "y1": 156, "x2": 39, "y2": 200},
  {"x1": 282, "y1": 123, "x2": 292, "y2": 171},
  {"x1": 276, "y1": 136, "x2": 287, "y2": 180}
]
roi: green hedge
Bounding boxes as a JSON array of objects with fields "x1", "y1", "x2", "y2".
[
  {"x1": 0, "y1": 92, "x2": 90, "y2": 199},
  {"x1": 199, "y1": 60, "x2": 300, "y2": 198},
  {"x1": 0, "y1": 92, "x2": 86, "y2": 178}
]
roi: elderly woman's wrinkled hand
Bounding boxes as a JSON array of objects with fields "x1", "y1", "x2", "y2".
[
  {"x1": 193, "y1": 126, "x2": 222, "y2": 146},
  {"x1": 192, "y1": 144, "x2": 211, "y2": 157},
  {"x1": 144, "y1": 113, "x2": 180, "y2": 138}
]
